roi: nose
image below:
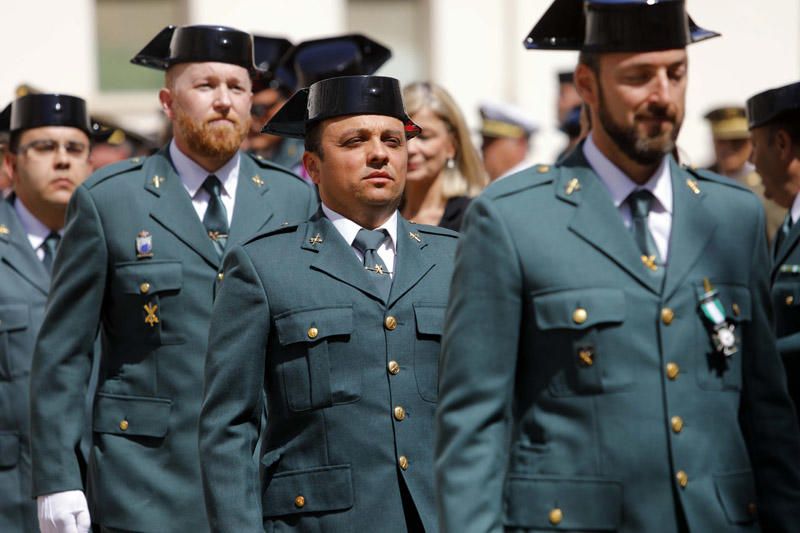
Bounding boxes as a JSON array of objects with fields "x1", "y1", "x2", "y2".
[
  {"x1": 213, "y1": 86, "x2": 232, "y2": 113},
  {"x1": 648, "y1": 69, "x2": 671, "y2": 104},
  {"x1": 53, "y1": 143, "x2": 71, "y2": 169},
  {"x1": 367, "y1": 138, "x2": 390, "y2": 168}
]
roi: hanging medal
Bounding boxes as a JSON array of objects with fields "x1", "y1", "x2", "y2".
[{"x1": 698, "y1": 278, "x2": 737, "y2": 357}]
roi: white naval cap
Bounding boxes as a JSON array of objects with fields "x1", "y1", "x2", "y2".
[{"x1": 479, "y1": 100, "x2": 539, "y2": 139}]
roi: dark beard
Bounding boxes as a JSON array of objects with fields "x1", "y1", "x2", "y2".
[
  {"x1": 597, "y1": 85, "x2": 681, "y2": 166},
  {"x1": 175, "y1": 108, "x2": 250, "y2": 161}
]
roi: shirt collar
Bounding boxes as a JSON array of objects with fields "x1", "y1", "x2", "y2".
[
  {"x1": 583, "y1": 133, "x2": 673, "y2": 213},
  {"x1": 790, "y1": 192, "x2": 800, "y2": 225},
  {"x1": 320, "y1": 203, "x2": 398, "y2": 251},
  {"x1": 169, "y1": 139, "x2": 240, "y2": 199},
  {"x1": 14, "y1": 196, "x2": 56, "y2": 250}
]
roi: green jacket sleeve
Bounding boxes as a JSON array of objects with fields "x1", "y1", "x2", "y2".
[
  {"x1": 436, "y1": 196, "x2": 521, "y2": 533},
  {"x1": 199, "y1": 243, "x2": 269, "y2": 532},
  {"x1": 29, "y1": 185, "x2": 108, "y2": 495}
]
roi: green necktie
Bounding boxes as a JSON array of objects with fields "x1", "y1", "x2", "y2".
[
  {"x1": 775, "y1": 213, "x2": 793, "y2": 258},
  {"x1": 202, "y1": 175, "x2": 229, "y2": 257},
  {"x1": 353, "y1": 228, "x2": 392, "y2": 301},
  {"x1": 627, "y1": 189, "x2": 664, "y2": 282},
  {"x1": 41, "y1": 231, "x2": 61, "y2": 274}
]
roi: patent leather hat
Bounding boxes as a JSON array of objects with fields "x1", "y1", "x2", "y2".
[
  {"x1": 524, "y1": 0, "x2": 719, "y2": 52},
  {"x1": 0, "y1": 93, "x2": 110, "y2": 140},
  {"x1": 746, "y1": 82, "x2": 800, "y2": 129},
  {"x1": 262, "y1": 75, "x2": 420, "y2": 140},
  {"x1": 252, "y1": 35, "x2": 296, "y2": 93},
  {"x1": 284, "y1": 34, "x2": 391, "y2": 88}
]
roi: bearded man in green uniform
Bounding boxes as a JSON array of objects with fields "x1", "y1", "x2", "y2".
[
  {"x1": 436, "y1": 1, "x2": 800, "y2": 532},
  {"x1": 29, "y1": 25, "x2": 315, "y2": 533}
]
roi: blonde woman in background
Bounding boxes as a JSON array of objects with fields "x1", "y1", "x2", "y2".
[{"x1": 402, "y1": 82, "x2": 488, "y2": 231}]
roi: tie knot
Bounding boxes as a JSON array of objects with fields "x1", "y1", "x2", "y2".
[
  {"x1": 353, "y1": 228, "x2": 388, "y2": 254},
  {"x1": 627, "y1": 189, "x2": 655, "y2": 219},
  {"x1": 44, "y1": 232, "x2": 61, "y2": 246},
  {"x1": 202, "y1": 175, "x2": 222, "y2": 197}
]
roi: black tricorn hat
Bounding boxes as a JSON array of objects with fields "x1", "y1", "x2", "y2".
[
  {"x1": 746, "y1": 82, "x2": 800, "y2": 129},
  {"x1": 284, "y1": 34, "x2": 391, "y2": 89},
  {"x1": 0, "y1": 93, "x2": 110, "y2": 140},
  {"x1": 524, "y1": 0, "x2": 719, "y2": 52},
  {"x1": 252, "y1": 35, "x2": 296, "y2": 93},
  {"x1": 131, "y1": 25, "x2": 260, "y2": 76},
  {"x1": 262, "y1": 75, "x2": 420, "y2": 140}
]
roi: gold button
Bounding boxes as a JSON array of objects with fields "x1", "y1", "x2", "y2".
[
  {"x1": 217, "y1": 272, "x2": 224, "y2": 281},
  {"x1": 388, "y1": 361, "x2": 400, "y2": 375},
  {"x1": 578, "y1": 347, "x2": 594, "y2": 366},
  {"x1": 394, "y1": 406, "x2": 406, "y2": 421},
  {"x1": 384, "y1": 316, "x2": 398, "y2": 330},
  {"x1": 671, "y1": 416, "x2": 684, "y2": 433},
  {"x1": 294, "y1": 495, "x2": 305, "y2": 508},
  {"x1": 139, "y1": 282, "x2": 150, "y2": 294},
  {"x1": 661, "y1": 308, "x2": 674, "y2": 325},
  {"x1": 307, "y1": 327, "x2": 318, "y2": 339},
  {"x1": 549, "y1": 508, "x2": 563, "y2": 525},
  {"x1": 398, "y1": 455, "x2": 409, "y2": 470},
  {"x1": 666, "y1": 362, "x2": 680, "y2": 380},
  {"x1": 732, "y1": 303, "x2": 740, "y2": 317},
  {"x1": 676, "y1": 470, "x2": 688, "y2": 488},
  {"x1": 572, "y1": 307, "x2": 587, "y2": 324},
  {"x1": 787, "y1": 295, "x2": 795, "y2": 306},
  {"x1": 119, "y1": 419, "x2": 129, "y2": 431},
  {"x1": 748, "y1": 502, "x2": 757, "y2": 516}
]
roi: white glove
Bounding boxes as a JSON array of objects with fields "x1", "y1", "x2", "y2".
[{"x1": 37, "y1": 490, "x2": 91, "y2": 533}]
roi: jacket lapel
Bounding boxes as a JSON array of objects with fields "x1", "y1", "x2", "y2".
[
  {"x1": 662, "y1": 161, "x2": 717, "y2": 300},
  {"x1": 560, "y1": 150, "x2": 661, "y2": 295},
  {"x1": 0, "y1": 199, "x2": 50, "y2": 294},
  {"x1": 387, "y1": 218, "x2": 435, "y2": 307},
  {"x1": 304, "y1": 213, "x2": 384, "y2": 302},
  {"x1": 227, "y1": 155, "x2": 275, "y2": 246},
  {"x1": 145, "y1": 149, "x2": 220, "y2": 268}
]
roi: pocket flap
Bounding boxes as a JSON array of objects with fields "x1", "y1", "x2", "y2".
[
  {"x1": 274, "y1": 306, "x2": 353, "y2": 345},
  {"x1": 93, "y1": 393, "x2": 172, "y2": 437},
  {"x1": 0, "y1": 433, "x2": 19, "y2": 467},
  {"x1": 533, "y1": 288, "x2": 625, "y2": 330},
  {"x1": 0, "y1": 304, "x2": 29, "y2": 332},
  {"x1": 113, "y1": 261, "x2": 183, "y2": 294},
  {"x1": 263, "y1": 464, "x2": 353, "y2": 517},
  {"x1": 414, "y1": 303, "x2": 445, "y2": 336},
  {"x1": 504, "y1": 475, "x2": 622, "y2": 530},
  {"x1": 714, "y1": 470, "x2": 757, "y2": 524}
]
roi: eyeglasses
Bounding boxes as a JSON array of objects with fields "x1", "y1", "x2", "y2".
[{"x1": 18, "y1": 139, "x2": 89, "y2": 158}]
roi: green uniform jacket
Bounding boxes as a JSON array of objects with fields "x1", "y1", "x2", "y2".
[
  {"x1": 436, "y1": 149, "x2": 800, "y2": 532},
  {"x1": 0, "y1": 199, "x2": 48, "y2": 532},
  {"x1": 29, "y1": 148, "x2": 316, "y2": 532},
  {"x1": 199, "y1": 212, "x2": 457, "y2": 532},
  {"x1": 770, "y1": 218, "x2": 800, "y2": 426}
]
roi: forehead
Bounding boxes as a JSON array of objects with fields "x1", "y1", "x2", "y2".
[
  {"x1": 18, "y1": 126, "x2": 89, "y2": 143},
  {"x1": 168, "y1": 61, "x2": 251, "y2": 83},
  {"x1": 601, "y1": 48, "x2": 688, "y2": 70},
  {"x1": 320, "y1": 114, "x2": 405, "y2": 136}
]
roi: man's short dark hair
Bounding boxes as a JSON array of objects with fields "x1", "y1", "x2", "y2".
[
  {"x1": 578, "y1": 51, "x2": 601, "y2": 75},
  {"x1": 304, "y1": 121, "x2": 324, "y2": 158}
]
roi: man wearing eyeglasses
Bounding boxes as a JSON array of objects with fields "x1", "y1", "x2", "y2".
[
  {"x1": 0, "y1": 93, "x2": 99, "y2": 533},
  {"x1": 28, "y1": 25, "x2": 315, "y2": 533}
]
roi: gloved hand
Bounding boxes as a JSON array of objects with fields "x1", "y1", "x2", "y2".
[{"x1": 38, "y1": 490, "x2": 91, "y2": 533}]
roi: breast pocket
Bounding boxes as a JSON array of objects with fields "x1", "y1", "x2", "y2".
[
  {"x1": 413, "y1": 303, "x2": 445, "y2": 403},
  {"x1": 111, "y1": 261, "x2": 185, "y2": 345},
  {"x1": 274, "y1": 305, "x2": 356, "y2": 412},
  {"x1": 532, "y1": 288, "x2": 628, "y2": 396},
  {"x1": 772, "y1": 275, "x2": 800, "y2": 338},
  {"x1": 695, "y1": 283, "x2": 750, "y2": 391},
  {"x1": 0, "y1": 304, "x2": 30, "y2": 379}
]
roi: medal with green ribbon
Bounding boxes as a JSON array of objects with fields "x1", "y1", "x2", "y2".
[{"x1": 698, "y1": 278, "x2": 737, "y2": 357}]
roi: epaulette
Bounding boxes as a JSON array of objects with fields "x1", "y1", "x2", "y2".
[
  {"x1": 243, "y1": 222, "x2": 300, "y2": 246},
  {"x1": 685, "y1": 166, "x2": 750, "y2": 192},
  {"x1": 483, "y1": 163, "x2": 557, "y2": 199},
  {"x1": 411, "y1": 222, "x2": 459, "y2": 239},
  {"x1": 84, "y1": 156, "x2": 145, "y2": 188},
  {"x1": 246, "y1": 152, "x2": 302, "y2": 177}
]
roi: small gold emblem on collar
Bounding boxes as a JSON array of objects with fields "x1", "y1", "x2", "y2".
[
  {"x1": 685, "y1": 179, "x2": 700, "y2": 195},
  {"x1": 151, "y1": 175, "x2": 164, "y2": 188},
  {"x1": 409, "y1": 232, "x2": 421, "y2": 242},
  {"x1": 251, "y1": 175, "x2": 264, "y2": 187},
  {"x1": 565, "y1": 178, "x2": 581, "y2": 195},
  {"x1": 308, "y1": 233, "x2": 323, "y2": 246},
  {"x1": 0, "y1": 224, "x2": 9, "y2": 235}
]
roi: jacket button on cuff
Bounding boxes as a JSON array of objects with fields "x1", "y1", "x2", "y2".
[
  {"x1": 294, "y1": 495, "x2": 305, "y2": 508},
  {"x1": 549, "y1": 508, "x2": 563, "y2": 525},
  {"x1": 572, "y1": 307, "x2": 587, "y2": 324},
  {"x1": 394, "y1": 406, "x2": 406, "y2": 421}
]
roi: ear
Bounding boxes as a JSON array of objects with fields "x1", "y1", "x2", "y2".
[
  {"x1": 574, "y1": 64, "x2": 597, "y2": 109},
  {"x1": 3, "y1": 152, "x2": 18, "y2": 187},
  {"x1": 303, "y1": 151, "x2": 321, "y2": 185},
  {"x1": 159, "y1": 88, "x2": 175, "y2": 120},
  {"x1": 775, "y1": 129, "x2": 793, "y2": 162}
]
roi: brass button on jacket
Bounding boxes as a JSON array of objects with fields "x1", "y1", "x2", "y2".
[
  {"x1": 549, "y1": 508, "x2": 563, "y2": 525},
  {"x1": 676, "y1": 470, "x2": 688, "y2": 488},
  {"x1": 388, "y1": 361, "x2": 400, "y2": 375},
  {"x1": 384, "y1": 316, "x2": 398, "y2": 330},
  {"x1": 572, "y1": 307, "x2": 587, "y2": 324},
  {"x1": 661, "y1": 308, "x2": 675, "y2": 325},
  {"x1": 217, "y1": 272, "x2": 224, "y2": 281},
  {"x1": 119, "y1": 419, "x2": 129, "y2": 431},
  {"x1": 294, "y1": 495, "x2": 305, "y2": 508},
  {"x1": 671, "y1": 416, "x2": 684, "y2": 433},
  {"x1": 139, "y1": 282, "x2": 150, "y2": 294},
  {"x1": 394, "y1": 406, "x2": 406, "y2": 421},
  {"x1": 307, "y1": 327, "x2": 318, "y2": 339},
  {"x1": 398, "y1": 455, "x2": 409, "y2": 470},
  {"x1": 787, "y1": 295, "x2": 795, "y2": 306},
  {"x1": 666, "y1": 362, "x2": 680, "y2": 380}
]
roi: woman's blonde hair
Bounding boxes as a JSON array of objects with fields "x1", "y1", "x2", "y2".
[{"x1": 402, "y1": 82, "x2": 488, "y2": 198}]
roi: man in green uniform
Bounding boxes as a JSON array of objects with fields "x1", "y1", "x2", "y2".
[
  {"x1": 436, "y1": 1, "x2": 800, "y2": 532},
  {"x1": 0, "y1": 93, "x2": 98, "y2": 533},
  {"x1": 199, "y1": 75, "x2": 457, "y2": 532},
  {"x1": 29, "y1": 25, "x2": 315, "y2": 533},
  {"x1": 746, "y1": 81, "x2": 800, "y2": 426}
]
